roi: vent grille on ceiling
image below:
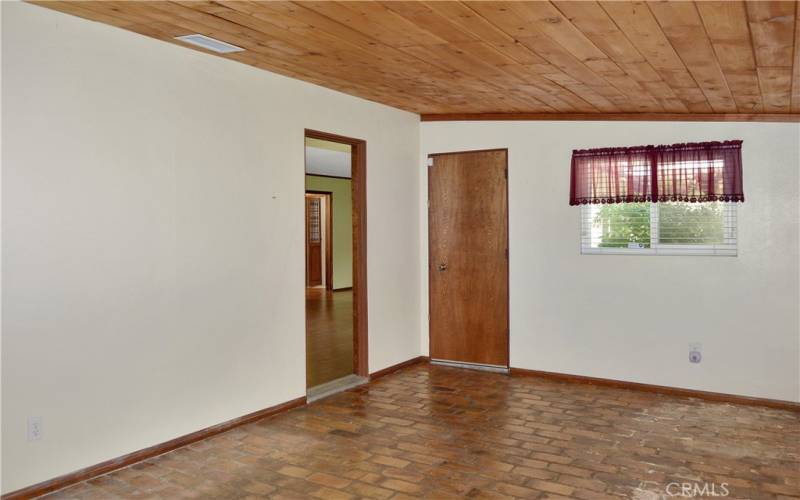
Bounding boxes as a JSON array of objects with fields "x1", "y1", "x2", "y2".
[{"x1": 174, "y1": 34, "x2": 244, "y2": 54}]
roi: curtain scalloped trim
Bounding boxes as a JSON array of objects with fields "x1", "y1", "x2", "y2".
[{"x1": 569, "y1": 195, "x2": 745, "y2": 206}]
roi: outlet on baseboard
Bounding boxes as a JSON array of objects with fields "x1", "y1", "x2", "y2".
[{"x1": 27, "y1": 416, "x2": 42, "y2": 441}]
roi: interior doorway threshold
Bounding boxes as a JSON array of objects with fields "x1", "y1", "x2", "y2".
[
  {"x1": 430, "y1": 359, "x2": 509, "y2": 374},
  {"x1": 307, "y1": 374, "x2": 368, "y2": 403}
]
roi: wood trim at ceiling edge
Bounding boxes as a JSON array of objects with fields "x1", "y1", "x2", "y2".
[{"x1": 420, "y1": 113, "x2": 800, "y2": 123}]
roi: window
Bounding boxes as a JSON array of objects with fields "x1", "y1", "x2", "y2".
[
  {"x1": 570, "y1": 140, "x2": 743, "y2": 256},
  {"x1": 581, "y1": 201, "x2": 737, "y2": 255}
]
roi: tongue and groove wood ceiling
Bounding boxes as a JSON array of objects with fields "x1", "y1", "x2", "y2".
[{"x1": 35, "y1": 1, "x2": 800, "y2": 119}]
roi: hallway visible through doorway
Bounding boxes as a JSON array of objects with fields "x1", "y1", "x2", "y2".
[
  {"x1": 304, "y1": 131, "x2": 365, "y2": 396},
  {"x1": 305, "y1": 287, "x2": 353, "y2": 388}
]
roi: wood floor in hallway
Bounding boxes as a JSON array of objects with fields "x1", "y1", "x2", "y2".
[
  {"x1": 42, "y1": 362, "x2": 799, "y2": 499},
  {"x1": 306, "y1": 287, "x2": 354, "y2": 389}
]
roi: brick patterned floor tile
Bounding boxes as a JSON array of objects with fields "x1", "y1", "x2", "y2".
[{"x1": 39, "y1": 364, "x2": 799, "y2": 499}]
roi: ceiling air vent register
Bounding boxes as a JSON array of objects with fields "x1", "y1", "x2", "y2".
[{"x1": 174, "y1": 34, "x2": 244, "y2": 54}]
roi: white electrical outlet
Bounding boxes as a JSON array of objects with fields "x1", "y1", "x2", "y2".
[
  {"x1": 27, "y1": 416, "x2": 42, "y2": 441},
  {"x1": 689, "y1": 343, "x2": 702, "y2": 364}
]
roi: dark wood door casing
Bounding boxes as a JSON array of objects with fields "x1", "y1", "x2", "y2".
[
  {"x1": 305, "y1": 129, "x2": 368, "y2": 378},
  {"x1": 428, "y1": 149, "x2": 509, "y2": 367}
]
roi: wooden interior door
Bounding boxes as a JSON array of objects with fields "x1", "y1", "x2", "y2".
[
  {"x1": 306, "y1": 195, "x2": 322, "y2": 286},
  {"x1": 428, "y1": 149, "x2": 509, "y2": 367}
]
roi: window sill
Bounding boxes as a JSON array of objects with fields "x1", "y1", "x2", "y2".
[{"x1": 581, "y1": 246, "x2": 737, "y2": 257}]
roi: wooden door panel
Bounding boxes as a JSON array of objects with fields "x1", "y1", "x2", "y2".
[
  {"x1": 306, "y1": 196, "x2": 322, "y2": 286},
  {"x1": 429, "y1": 149, "x2": 508, "y2": 367},
  {"x1": 308, "y1": 245, "x2": 322, "y2": 284}
]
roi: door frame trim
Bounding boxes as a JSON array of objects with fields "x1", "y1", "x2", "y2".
[
  {"x1": 428, "y1": 148, "x2": 509, "y2": 157},
  {"x1": 305, "y1": 129, "x2": 368, "y2": 378},
  {"x1": 427, "y1": 148, "x2": 510, "y2": 367},
  {"x1": 305, "y1": 190, "x2": 334, "y2": 290}
]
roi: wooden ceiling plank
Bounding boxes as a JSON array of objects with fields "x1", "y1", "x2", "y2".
[
  {"x1": 378, "y1": 1, "x2": 478, "y2": 45},
  {"x1": 672, "y1": 88, "x2": 715, "y2": 113},
  {"x1": 600, "y1": 1, "x2": 711, "y2": 112},
  {"x1": 560, "y1": 85, "x2": 620, "y2": 112},
  {"x1": 369, "y1": 8, "x2": 604, "y2": 115},
  {"x1": 473, "y1": 1, "x2": 682, "y2": 113},
  {"x1": 165, "y1": 2, "x2": 449, "y2": 110},
  {"x1": 758, "y1": 67, "x2": 793, "y2": 111},
  {"x1": 640, "y1": 81, "x2": 691, "y2": 113},
  {"x1": 646, "y1": 1, "x2": 738, "y2": 113},
  {"x1": 422, "y1": 1, "x2": 545, "y2": 65},
  {"x1": 515, "y1": 31, "x2": 629, "y2": 101},
  {"x1": 170, "y1": 3, "x2": 345, "y2": 58},
  {"x1": 171, "y1": 0, "x2": 428, "y2": 78},
  {"x1": 509, "y1": 2, "x2": 667, "y2": 111},
  {"x1": 746, "y1": 1, "x2": 796, "y2": 67},
  {"x1": 442, "y1": 38, "x2": 594, "y2": 112},
  {"x1": 696, "y1": 1, "x2": 757, "y2": 70},
  {"x1": 552, "y1": 1, "x2": 644, "y2": 64},
  {"x1": 512, "y1": 1, "x2": 612, "y2": 63},
  {"x1": 90, "y1": 1, "x2": 316, "y2": 61},
  {"x1": 723, "y1": 70, "x2": 764, "y2": 112},
  {"x1": 246, "y1": 1, "x2": 526, "y2": 112},
  {"x1": 487, "y1": 64, "x2": 599, "y2": 112},
  {"x1": 746, "y1": 1, "x2": 796, "y2": 112},
  {"x1": 511, "y1": 90, "x2": 579, "y2": 113},
  {"x1": 235, "y1": 2, "x2": 464, "y2": 86},
  {"x1": 399, "y1": 43, "x2": 561, "y2": 112},
  {"x1": 465, "y1": 1, "x2": 635, "y2": 111},
  {"x1": 165, "y1": 1, "x2": 460, "y2": 111},
  {"x1": 420, "y1": 2, "x2": 619, "y2": 111},
  {"x1": 30, "y1": 1, "x2": 137, "y2": 28},
  {"x1": 599, "y1": 74, "x2": 664, "y2": 112},
  {"x1": 696, "y1": 1, "x2": 763, "y2": 112},
  {"x1": 553, "y1": 1, "x2": 686, "y2": 112},
  {"x1": 299, "y1": 1, "x2": 447, "y2": 49},
  {"x1": 184, "y1": 2, "x2": 431, "y2": 83}
]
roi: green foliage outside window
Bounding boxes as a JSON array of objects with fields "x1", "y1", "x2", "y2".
[
  {"x1": 659, "y1": 203, "x2": 725, "y2": 244},
  {"x1": 593, "y1": 203, "x2": 650, "y2": 248},
  {"x1": 593, "y1": 202, "x2": 725, "y2": 248}
]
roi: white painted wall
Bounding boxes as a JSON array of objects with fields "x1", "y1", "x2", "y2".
[
  {"x1": 1, "y1": 3, "x2": 419, "y2": 492},
  {"x1": 421, "y1": 120, "x2": 800, "y2": 403}
]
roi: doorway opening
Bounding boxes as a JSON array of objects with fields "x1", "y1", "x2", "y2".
[{"x1": 304, "y1": 129, "x2": 368, "y2": 401}]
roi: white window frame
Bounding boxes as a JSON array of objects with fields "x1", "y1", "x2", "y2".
[{"x1": 581, "y1": 202, "x2": 738, "y2": 256}]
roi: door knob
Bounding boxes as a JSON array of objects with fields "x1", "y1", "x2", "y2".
[{"x1": 438, "y1": 263, "x2": 448, "y2": 271}]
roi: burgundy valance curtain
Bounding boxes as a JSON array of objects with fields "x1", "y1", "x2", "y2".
[{"x1": 569, "y1": 140, "x2": 744, "y2": 205}]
